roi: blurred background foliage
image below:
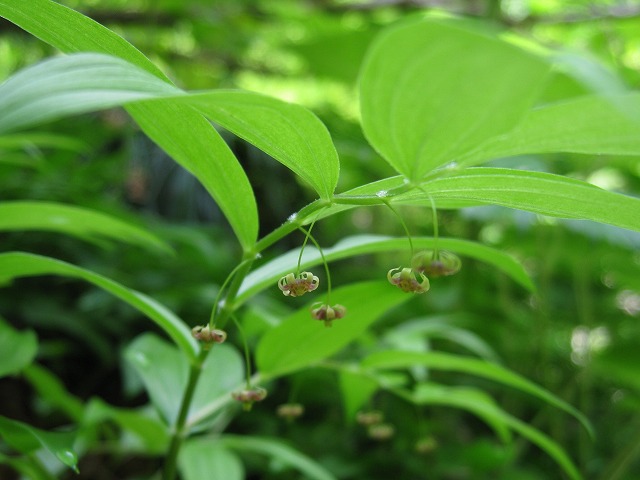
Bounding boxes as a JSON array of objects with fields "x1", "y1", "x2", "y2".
[{"x1": 1, "y1": 0, "x2": 640, "y2": 479}]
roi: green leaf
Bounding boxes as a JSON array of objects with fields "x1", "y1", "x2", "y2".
[
  {"x1": 0, "y1": 54, "x2": 180, "y2": 135},
  {"x1": 359, "y1": 15, "x2": 550, "y2": 179},
  {"x1": 0, "y1": 0, "x2": 167, "y2": 80},
  {"x1": 0, "y1": 415, "x2": 79, "y2": 473},
  {"x1": 338, "y1": 369, "x2": 379, "y2": 422},
  {"x1": 239, "y1": 234, "x2": 533, "y2": 305},
  {"x1": 0, "y1": 1, "x2": 259, "y2": 251},
  {"x1": 124, "y1": 333, "x2": 243, "y2": 426},
  {"x1": 180, "y1": 91, "x2": 339, "y2": 200},
  {"x1": 0, "y1": 318, "x2": 37, "y2": 378},
  {"x1": 398, "y1": 168, "x2": 640, "y2": 232},
  {"x1": 0, "y1": 252, "x2": 198, "y2": 360},
  {"x1": 221, "y1": 435, "x2": 337, "y2": 480},
  {"x1": 83, "y1": 399, "x2": 169, "y2": 453},
  {"x1": 0, "y1": 201, "x2": 172, "y2": 252},
  {"x1": 179, "y1": 438, "x2": 244, "y2": 480},
  {"x1": 384, "y1": 315, "x2": 500, "y2": 362},
  {"x1": 362, "y1": 350, "x2": 593, "y2": 438},
  {"x1": 0, "y1": 132, "x2": 87, "y2": 152},
  {"x1": 458, "y1": 94, "x2": 640, "y2": 166},
  {"x1": 256, "y1": 281, "x2": 409, "y2": 378},
  {"x1": 407, "y1": 383, "x2": 581, "y2": 480},
  {"x1": 126, "y1": 101, "x2": 259, "y2": 251},
  {"x1": 22, "y1": 364, "x2": 84, "y2": 422}
]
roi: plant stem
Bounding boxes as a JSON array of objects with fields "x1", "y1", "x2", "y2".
[
  {"x1": 299, "y1": 226, "x2": 332, "y2": 304},
  {"x1": 162, "y1": 348, "x2": 209, "y2": 480},
  {"x1": 231, "y1": 315, "x2": 253, "y2": 388},
  {"x1": 381, "y1": 198, "x2": 414, "y2": 258},
  {"x1": 296, "y1": 218, "x2": 317, "y2": 275}
]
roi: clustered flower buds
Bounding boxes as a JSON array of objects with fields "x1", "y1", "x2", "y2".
[
  {"x1": 191, "y1": 325, "x2": 227, "y2": 350},
  {"x1": 232, "y1": 387, "x2": 267, "y2": 411},
  {"x1": 411, "y1": 250, "x2": 461, "y2": 277},
  {"x1": 278, "y1": 272, "x2": 320, "y2": 297},
  {"x1": 387, "y1": 267, "x2": 430, "y2": 293},
  {"x1": 277, "y1": 403, "x2": 305, "y2": 421},
  {"x1": 310, "y1": 303, "x2": 346, "y2": 327}
]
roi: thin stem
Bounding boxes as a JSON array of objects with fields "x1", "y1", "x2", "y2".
[
  {"x1": 296, "y1": 217, "x2": 318, "y2": 275},
  {"x1": 231, "y1": 315, "x2": 252, "y2": 389},
  {"x1": 298, "y1": 226, "x2": 332, "y2": 305},
  {"x1": 215, "y1": 255, "x2": 255, "y2": 330},
  {"x1": 381, "y1": 198, "x2": 414, "y2": 258},
  {"x1": 415, "y1": 185, "x2": 439, "y2": 258},
  {"x1": 162, "y1": 348, "x2": 209, "y2": 480},
  {"x1": 209, "y1": 259, "x2": 252, "y2": 327}
]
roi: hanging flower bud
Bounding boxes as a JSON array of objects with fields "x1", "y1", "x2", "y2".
[
  {"x1": 191, "y1": 325, "x2": 227, "y2": 350},
  {"x1": 232, "y1": 387, "x2": 267, "y2": 411},
  {"x1": 277, "y1": 403, "x2": 305, "y2": 421},
  {"x1": 278, "y1": 272, "x2": 320, "y2": 297},
  {"x1": 411, "y1": 250, "x2": 461, "y2": 277},
  {"x1": 356, "y1": 410, "x2": 384, "y2": 426},
  {"x1": 310, "y1": 303, "x2": 346, "y2": 327},
  {"x1": 415, "y1": 436, "x2": 438, "y2": 455},
  {"x1": 368, "y1": 423, "x2": 395, "y2": 441},
  {"x1": 387, "y1": 267, "x2": 430, "y2": 293}
]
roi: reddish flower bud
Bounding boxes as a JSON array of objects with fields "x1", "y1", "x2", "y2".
[
  {"x1": 387, "y1": 267, "x2": 430, "y2": 293},
  {"x1": 191, "y1": 325, "x2": 227, "y2": 350},
  {"x1": 278, "y1": 272, "x2": 320, "y2": 297},
  {"x1": 310, "y1": 303, "x2": 346, "y2": 327},
  {"x1": 411, "y1": 250, "x2": 461, "y2": 277},
  {"x1": 232, "y1": 387, "x2": 268, "y2": 411}
]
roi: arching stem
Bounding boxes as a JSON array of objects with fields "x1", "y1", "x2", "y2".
[
  {"x1": 382, "y1": 198, "x2": 414, "y2": 259},
  {"x1": 209, "y1": 259, "x2": 252, "y2": 328}
]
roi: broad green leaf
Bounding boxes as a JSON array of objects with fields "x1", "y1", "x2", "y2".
[
  {"x1": 0, "y1": 252, "x2": 198, "y2": 360},
  {"x1": 0, "y1": 1, "x2": 258, "y2": 251},
  {"x1": 126, "y1": 101, "x2": 259, "y2": 251},
  {"x1": 362, "y1": 350, "x2": 593, "y2": 438},
  {"x1": 178, "y1": 91, "x2": 339, "y2": 200},
  {"x1": 179, "y1": 438, "x2": 244, "y2": 480},
  {"x1": 0, "y1": 54, "x2": 180, "y2": 134},
  {"x1": 406, "y1": 383, "x2": 581, "y2": 480},
  {"x1": 221, "y1": 435, "x2": 337, "y2": 480},
  {"x1": 124, "y1": 333, "x2": 243, "y2": 426},
  {"x1": 0, "y1": 201, "x2": 171, "y2": 252},
  {"x1": 398, "y1": 168, "x2": 640, "y2": 232},
  {"x1": 84, "y1": 399, "x2": 169, "y2": 453},
  {"x1": 0, "y1": 318, "x2": 37, "y2": 378},
  {"x1": 458, "y1": 94, "x2": 640, "y2": 166},
  {"x1": 256, "y1": 281, "x2": 409, "y2": 378},
  {"x1": 240, "y1": 235, "x2": 533, "y2": 305},
  {"x1": 359, "y1": 16, "x2": 550, "y2": 179},
  {"x1": 0, "y1": 415, "x2": 78, "y2": 473},
  {"x1": 23, "y1": 364, "x2": 84, "y2": 422}
]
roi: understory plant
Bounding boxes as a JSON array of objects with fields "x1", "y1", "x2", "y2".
[{"x1": 1, "y1": 1, "x2": 640, "y2": 479}]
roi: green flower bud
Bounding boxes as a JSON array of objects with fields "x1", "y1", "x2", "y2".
[
  {"x1": 368, "y1": 423, "x2": 395, "y2": 441},
  {"x1": 411, "y1": 250, "x2": 461, "y2": 277},
  {"x1": 387, "y1": 267, "x2": 430, "y2": 293},
  {"x1": 232, "y1": 387, "x2": 267, "y2": 411},
  {"x1": 310, "y1": 303, "x2": 346, "y2": 327}
]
